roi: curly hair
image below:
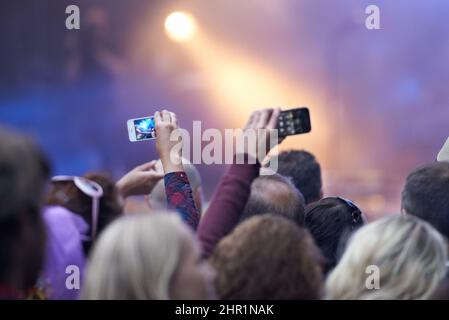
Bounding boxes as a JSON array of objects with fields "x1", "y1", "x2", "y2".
[{"x1": 210, "y1": 214, "x2": 323, "y2": 299}]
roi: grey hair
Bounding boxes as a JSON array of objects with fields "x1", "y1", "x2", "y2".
[
  {"x1": 239, "y1": 173, "x2": 305, "y2": 226},
  {"x1": 326, "y1": 214, "x2": 448, "y2": 300},
  {"x1": 81, "y1": 212, "x2": 188, "y2": 299}
]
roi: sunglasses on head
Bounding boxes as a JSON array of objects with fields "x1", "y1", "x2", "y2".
[
  {"x1": 327, "y1": 196, "x2": 363, "y2": 229},
  {"x1": 51, "y1": 175, "x2": 104, "y2": 240}
]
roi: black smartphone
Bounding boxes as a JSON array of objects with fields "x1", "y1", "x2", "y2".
[{"x1": 277, "y1": 107, "x2": 311, "y2": 137}]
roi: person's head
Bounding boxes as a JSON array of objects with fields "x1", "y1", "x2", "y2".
[
  {"x1": 146, "y1": 159, "x2": 203, "y2": 213},
  {"x1": 305, "y1": 197, "x2": 365, "y2": 274},
  {"x1": 210, "y1": 214, "x2": 323, "y2": 299},
  {"x1": 402, "y1": 162, "x2": 449, "y2": 240},
  {"x1": 46, "y1": 173, "x2": 123, "y2": 255},
  {"x1": 0, "y1": 128, "x2": 50, "y2": 293},
  {"x1": 240, "y1": 174, "x2": 305, "y2": 225},
  {"x1": 82, "y1": 212, "x2": 215, "y2": 300},
  {"x1": 269, "y1": 150, "x2": 322, "y2": 204},
  {"x1": 326, "y1": 215, "x2": 447, "y2": 300}
]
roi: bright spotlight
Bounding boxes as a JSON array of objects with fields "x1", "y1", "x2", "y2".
[{"x1": 165, "y1": 11, "x2": 197, "y2": 43}]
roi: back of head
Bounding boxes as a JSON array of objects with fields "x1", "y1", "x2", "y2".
[
  {"x1": 46, "y1": 173, "x2": 123, "y2": 255},
  {"x1": 326, "y1": 215, "x2": 447, "y2": 300},
  {"x1": 305, "y1": 197, "x2": 365, "y2": 274},
  {"x1": 402, "y1": 162, "x2": 449, "y2": 240},
  {"x1": 271, "y1": 150, "x2": 322, "y2": 204},
  {"x1": 0, "y1": 127, "x2": 50, "y2": 292},
  {"x1": 85, "y1": 173, "x2": 123, "y2": 234},
  {"x1": 240, "y1": 174, "x2": 305, "y2": 225},
  {"x1": 149, "y1": 159, "x2": 203, "y2": 212},
  {"x1": 82, "y1": 212, "x2": 187, "y2": 299},
  {"x1": 0, "y1": 128, "x2": 50, "y2": 220},
  {"x1": 210, "y1": 214, "x2": 323, "y2": 299}
]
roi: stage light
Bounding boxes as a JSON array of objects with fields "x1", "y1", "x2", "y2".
[{"x1": 165, "y1": 11, "x2": 197, "y2": 43}]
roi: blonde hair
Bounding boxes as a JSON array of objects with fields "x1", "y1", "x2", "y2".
[
  {"x1": 81, "y1": 212, "x2": 188, "y2": 299},
  {"x1": 326, "y1": 214, "x2": 447, "y2": 300}
]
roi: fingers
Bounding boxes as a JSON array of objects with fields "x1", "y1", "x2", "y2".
[
  {"x1": 154, "y1": 111, "x2": 162, "y2": 125},
  {"x1": 266, "y1": 108, "x2": 281, "y2": 130},
  {"x1": 162, "y1": 109, "x2": 171, "y2": 123},
  {"x1": 155, "y1": 110, "x2": 178, "y2": 126},
  {"x1": 136, "y1": 160, "x2": 157, "y2": 171},
  {"x1": 170, "y1": 112, "x2": 178, "y2": 128},
  {"x1": 256, "y1": 109, "x2": 273, "y2": 129},
  {"x1": 147, "y1": 171, "x2": 164, "y2": 179},
  {"x1": 244, "y1": 110, "x2": 259, "y2": 130}
]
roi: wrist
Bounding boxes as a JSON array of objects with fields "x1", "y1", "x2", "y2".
[
  {"x1": 160, "y1": 154, "x2": 183, "y2": 173},
  {"x1": 115, "y1": 179, "x2": 130, "y2": 198}
]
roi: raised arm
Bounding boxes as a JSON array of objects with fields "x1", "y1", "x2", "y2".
[
  {"x1": 115, "y1": 160, "x2": 164, "y2": 200},
  {"x1": 198, "y1": 159, "x2": 260, "y2": 258},
  {"x1": 198, "y1": 108, "x2": 281, "y2": 258},
  {"x1": 155, "y1": 110, "x2": 200, "y2": 230}
]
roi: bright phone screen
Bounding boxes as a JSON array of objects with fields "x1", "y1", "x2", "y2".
[{"x1": 133, "y1": 117, "x2": 156, "y2": 140}]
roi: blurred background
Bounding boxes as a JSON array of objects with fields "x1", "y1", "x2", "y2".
[{"x1": 1, "y1": 0, "x2": 448, "y2": 219}]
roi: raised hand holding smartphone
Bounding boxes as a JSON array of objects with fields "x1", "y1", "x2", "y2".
[{"x1": 154, "y1": 110, "x2": 183, "y2": 173}]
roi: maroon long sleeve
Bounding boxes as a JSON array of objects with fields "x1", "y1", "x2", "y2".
[{"x1": 198, "y1": 160, "x2": 260, "y2": 258}]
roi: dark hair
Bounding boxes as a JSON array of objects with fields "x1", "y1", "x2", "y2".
[
  {"x1": 46, "y1": 172, "x2": 123, "y2": 255},
  {"x1": 271, "y1": 150, "x2": 322, "y2": 204},
  {"x1": 0, "y1": 128, "x2": 50, "y2": 292},
  {"x1": 240, "y1": 174, "x2": 305, "y2": 226},
  {"x1": 210, "y1": 214, "x2": 323, "y2": 299},
  {"x1": 431, "y1": 278, "x2": 449, "y2": 300},
  {"x1": 402, "y1": 162, "x2": 449, "y2": 240},
  {"x1": 305, "y1": 197, "x2": 364, "y2": 274}
]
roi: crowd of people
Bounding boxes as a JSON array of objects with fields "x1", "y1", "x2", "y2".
[{"x1": 1, "y1": 108, "x2": 449, "y2": 300}]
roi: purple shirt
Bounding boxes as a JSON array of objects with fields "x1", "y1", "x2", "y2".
[{"x1": 39, "y1": 206, "x2": 88, "y2": 300}]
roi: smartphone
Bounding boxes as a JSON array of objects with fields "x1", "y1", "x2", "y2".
[
  {"x1": 277, "y1": 107, "x2": 311, "y2": 137},
  {"x1": 127, "y1": 116, "x2": 156, "y2": 142},
  {"x1": 437, "y1": 137, "x2": 449, "y2": 162}
]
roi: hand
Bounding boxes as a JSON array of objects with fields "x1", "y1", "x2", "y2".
[
  {"x1": 237, "y1": 108, "x2": 282, "y2": 163},
  {"x1": 116, "y1": 160, "x2": 164, "y2": 198},
  {"x1": 154, "y1": 110, "x2": 183, "y2": 173}
]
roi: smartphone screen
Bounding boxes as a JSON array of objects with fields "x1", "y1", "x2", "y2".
[
  {"x1": 128, "y1": 116, "x2": 156, "y2": 141},
  {"x1": 278, "y1": 107, "x2": 311, "y2": 137}
]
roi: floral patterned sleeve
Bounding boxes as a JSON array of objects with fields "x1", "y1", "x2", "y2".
[{"x1": 164, "y1": 171, "x2": 200, "y2": 231}]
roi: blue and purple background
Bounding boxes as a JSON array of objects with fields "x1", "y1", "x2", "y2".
[{"x1": 1, "y1": 0, "x2": 448, "y2": 218}]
